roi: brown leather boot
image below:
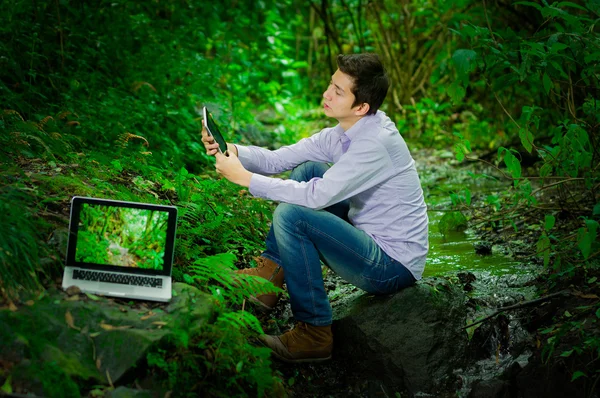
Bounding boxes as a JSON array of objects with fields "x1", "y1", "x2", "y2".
[
  {"x1": 259, "y1": 322, "x2": 333, "y2": 363},
  {"x1": 235, "y1": 257, "x2": 284, "y2": 311}
]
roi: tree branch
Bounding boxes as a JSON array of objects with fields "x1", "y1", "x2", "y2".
[{"x1": 463, "y1": 290, "x2": 571, "y2": 330}]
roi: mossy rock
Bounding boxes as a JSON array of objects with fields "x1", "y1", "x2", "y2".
[
  {"x1": 0, "y1": 283, "x2": 213, "y2": 396},
  {"x1": 10, "y1": 360, "x2": 81, "y2": 398}
]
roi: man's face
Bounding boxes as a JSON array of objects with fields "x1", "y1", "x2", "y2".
[{"x1": 322, "y1": 69, "x2": 364, "y2": 122}]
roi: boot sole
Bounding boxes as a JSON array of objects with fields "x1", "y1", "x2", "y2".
[
  {"x1": 271, "y1": 352, "x2": 332, "y2": 363},
  {"x1": 257, "y1": 335, "x2": 332, "y2": 363}
]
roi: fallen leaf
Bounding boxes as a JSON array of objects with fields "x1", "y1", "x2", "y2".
[
  {"x1": 66, "y1": 295, "x2": 80, "y2": 302},
  {"x1": 100, "y1": 322, "x2": 132, "y2": 331},
  {"x1": 152, "y1": 321, "x2": 167, "y2": 326},
  {"x1": 89, "y1": 332, "x2": 101, "y2": 338},
  {"x1": 572, "y1": 291, "x2": 599, "y2": 299},
  {"x1": 65, "y1": 311, "x2": 80, "y2": 331},
  {"x1": 119, "y1": 307, "x2": 127, "y2": 313},
  {"x1": 24, "y1": 300, "x2": 34, "y2": 306},
  {"x1": 99, "y1": 324, "x2": 115, "y2": 331},
  {"x1": 8, "y1": 302, "x2": 17, "y2": 312},
  {"x1": 96, "y1": 358, "x2": 102, "y2": 371},
  {"x1": 106, "y1": 369, "x2": 114, "y2": 388},
  {"x1": 140, "y1": 312, "x2": 155, "y2": 321}
]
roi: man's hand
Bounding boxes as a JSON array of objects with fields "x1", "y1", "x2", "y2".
[
  {"x1": 215, "y1": 150, "x2": 253, "y2": 187},
  {"x1": 200, "y1": 120, "x2": 238, "y2": 156}
]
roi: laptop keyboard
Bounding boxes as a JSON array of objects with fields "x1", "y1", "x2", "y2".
[{"x1": 73, "y1": 269, "x2": 163, "y2": 288}]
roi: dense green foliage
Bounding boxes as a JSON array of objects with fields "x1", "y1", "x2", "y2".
[{"x1": 1, "y1": 0, "x2": 599, "y2": 395}]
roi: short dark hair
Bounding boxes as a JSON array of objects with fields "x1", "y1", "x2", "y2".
[{"x1": 336, "y1": 53, "x2": 389, "y2": 115}]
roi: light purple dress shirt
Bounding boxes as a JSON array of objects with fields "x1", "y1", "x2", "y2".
[{"x1": 236, "y1": 111, "x2": 428, "y2": 280}]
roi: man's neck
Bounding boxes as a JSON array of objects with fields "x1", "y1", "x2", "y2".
[{"x1": 339, "y1": 115, "x2": 365, "y2": 131}]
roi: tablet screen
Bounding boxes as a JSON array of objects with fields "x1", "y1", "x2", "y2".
[{"x1": 204, "y1": 108, "x2": 228, "y2": 153}]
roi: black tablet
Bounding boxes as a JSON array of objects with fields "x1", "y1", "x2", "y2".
[{"x1": 203, "y1": 106, "x2": 228, "y2": 154}]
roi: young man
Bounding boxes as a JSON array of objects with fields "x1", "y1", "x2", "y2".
[{"x1": 201, "y1": 53, "x2": 428, "y2": 363}]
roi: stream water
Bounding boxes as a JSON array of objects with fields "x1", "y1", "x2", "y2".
[
  {"x1": 425, "y1": 210, "x2": 523, "y2": 277},
  {"x1": 418, "y1": 158, "x2": 541, "y2": 397}
]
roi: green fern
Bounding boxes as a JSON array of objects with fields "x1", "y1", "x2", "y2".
[
  {"x1": 0, "y1": 184, "x2": 46, "y2": 295},
  {"x1": 188, "y1": 253, "x2": 281, "y2": 306}
]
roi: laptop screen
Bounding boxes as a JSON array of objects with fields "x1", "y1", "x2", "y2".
[
  {"x1": 66, "y1": 197, "x2": 177, "y2": 276},
  {"x1": 76, "y1": 203, "x2": 169, "y2": 270}
]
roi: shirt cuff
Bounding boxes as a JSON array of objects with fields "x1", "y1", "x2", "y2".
[{"x1": 249, "y1": 174, "x2": 273, "y2": 199}]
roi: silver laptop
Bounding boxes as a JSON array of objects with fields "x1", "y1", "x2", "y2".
[{"x1": 62, "y1": 196, "x2": 177, "y2": 302}]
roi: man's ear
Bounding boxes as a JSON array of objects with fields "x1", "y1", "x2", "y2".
[{"x1": 354, "y1": 102, "x2": 370, "y2": 116}]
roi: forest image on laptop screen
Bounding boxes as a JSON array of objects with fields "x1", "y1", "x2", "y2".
[{"x1": 76, "y1": 203, "x2": 169, "y2": 270}]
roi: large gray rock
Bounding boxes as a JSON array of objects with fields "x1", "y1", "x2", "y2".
[
  {"x1": 0, "y1": 283, "x2": 213, "y2": 397},
  {"x1": 332, "y1": 277, "x2": 468, "y2": 396}
]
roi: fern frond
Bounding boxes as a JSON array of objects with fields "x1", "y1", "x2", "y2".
[
  {"x1": 216, "y1": 311, "x2": 264, "y2": 334},
  {"x1": 188, "y1": 253, "x2": 281, "y2": 304},
  {"x1": 38, "y1": 116, "x2": 54, "y2": 129},
  {"x1": 131, "y1": 81, "x2": 157, "y2": 93},
  {"x1": 117, "y1": 132, "x2": 149, "y2": 149},
  {"x1": 2, "y1": 109, "x2": 24, "y2": 122}
]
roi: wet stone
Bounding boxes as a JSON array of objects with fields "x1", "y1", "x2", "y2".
[{"x1": 474, "y1": 242, "x2": 493, "y2": 256}]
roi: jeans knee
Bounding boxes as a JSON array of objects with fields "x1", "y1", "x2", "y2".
[
  {"x1": 289, "y1": 161, "x2": 328, "y2": 182},
  {"x1": 272, "y1": 203, "x2": 298, "y2": 227}
]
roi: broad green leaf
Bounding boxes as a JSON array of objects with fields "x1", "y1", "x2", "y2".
[
  {"x1": 454, "y1": 142, "x2": 465, "y2": 162},
  {"x1": 1, "y1": 376, "x2": 12, "y2": 394},
  {"x1": 464, "y1": 139, "x2": 472, "y2": 152},
  {"x1": 594, "y1": 203, "x2": 600, "y2": 216},
  {"x1": 557, "y1": 2, "x2": 589, "y2": 12},
  {"x1": 452, "y1": 49, "x2": 477, "y2": 76},
  {"x1": 560, "y1": 349, "x2": 573, "y2": 357},
  {"x1": 542, "y1": 73, "x2": 552, "y2": 94},
  {"x1": 537, "y1": 233, "x2": 551, "y2": 267},
  {"x1": 514, "y1": 1, "x2": 543, "y2": 11},
  {"x1": 466, "y1": 318, "x2": 483, "y2": 341},
  {"x1": 540, "y1": 163, "x2": 553, "y2": 177},
  {"x1": 585, "y1": 219, "x2": 598, "y2": 241},
  {"x1": 571, "y1": 371, "x2": 586, "y2": 382},
  {"x1": 596, "y1": 307, "x2": 600, "y2": 318},
  {"x1": 503, "y1": 151, "x2": 522, "y2": 180},
  {"x1": 550, "y1": 42, "x2": 568, "y2": 52},
  {"x1": 465, "y1": 188, "x2": 472, "y2": 206},
  {"x1": 519, "y1": 128, "x2": 534, "y2": 153},
  {"x1": 448, "y1": 81, "x2": 466, "y2": 103},
  {"x1": 578, "y1": 227, "x2": 593, "y2": 259},
  {"x1": 550, "y1": 60, "x2": 568, "y2": 78},
  {"x1": 545, "y1": 215, "x2": 556, "y2": 231},
  {"x1": 85, "y1": 293, "x2": 101, "y2": 301},
  {"x1": 588, "y1": 277, "x2": 597, "y2": 284}
]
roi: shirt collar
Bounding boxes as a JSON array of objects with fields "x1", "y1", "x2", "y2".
[{"x1": 338, "y1": 111, "x2": 381, "y2": 142}]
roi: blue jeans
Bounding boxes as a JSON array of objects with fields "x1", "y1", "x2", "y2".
[{"x1": 261, "y1": 162, "x2": 416, "y2": 326}]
